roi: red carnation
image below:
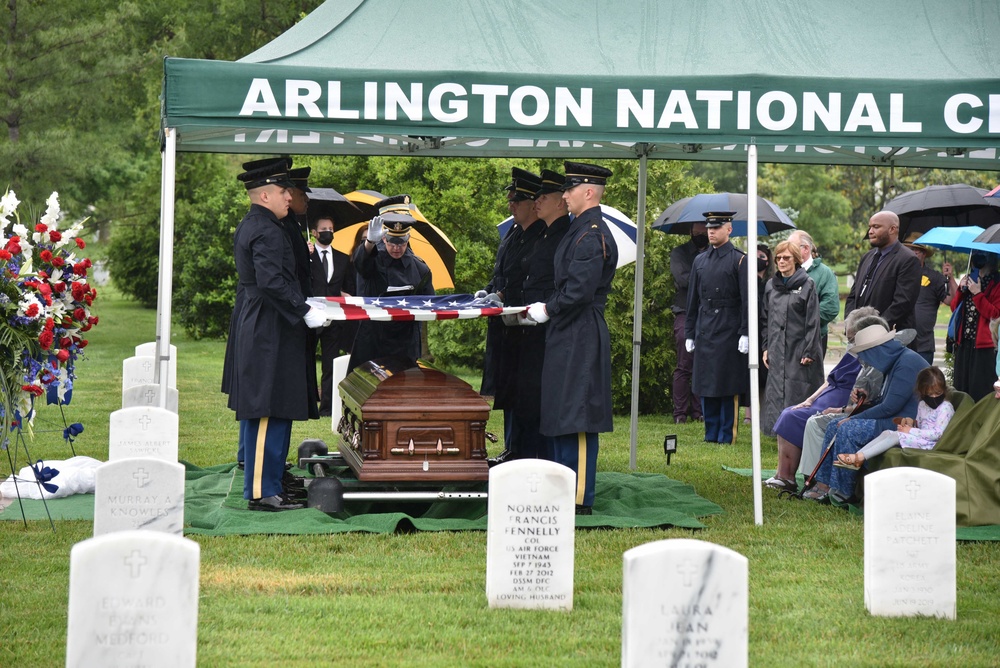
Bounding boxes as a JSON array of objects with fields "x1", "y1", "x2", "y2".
[
  {"x1": 84, "y1": 295, "x2": 93, "y2": 305},
  {"x1": 34, "y1": 223, "x2": 47, "y2": 233},
  {"x1": 72, "y1": 263, "x2": 87, "y2": 276},
  {"x1": 37, "y1": 270, "x2": 49, "y2": 279},
  {"x1": 44, "y1": 317, "x2": 54, "y2": 330},
  {"x1": 90, "y1": 287, "x2": 98, "y2": 297},
  {"x1": 56, "y1": 349, "x2": 70, "y2": 362},
  {"x1": 73, "y1": 307, "x2": 86, "y2": 321},
  {"x1": 48, "y1": 230, "x2": 62, "y2": 242},
  {"x1": 40, "y1": 249, "x2": 53, "y2": 263},
  {"x1": 60, "y1": 337, "x2": 72, "y2": 348},
  {"x1": 38, "y1": 330, "x2": 54, "y2": 350},
  {"x1": 51, "y1": 256, "x2": 64, "y2": 267},
  {"x1": 75, "y1": 238, "x2": 86, "y2": 249},
  {"x1": 25, "y1": 303, "x2": 39, "y2": 317},
  {"x1": 71, "y1": 282, "x2": 86, "y2": 300},
  {"x1": 88, "y1": 315, "x2": 99, "y2": 325},
  {"x1": 79, "y1": 339, "x2": 89, "y2": 348},
  {"x1": 53, "y1": 281, "x2": 65, "y2": 292},
  {"x1": 83, "y1": 258, "x2": 92, "y2": 268},
  {"x1": 80, "y1": 322, "x2": 92, "y2": 332},
  {"x1": 0, "y1": 249, "x2": 10, "y2": 261},
  {"x1": 22, "y1": 384, "x2": 43, "y2": 397},
  {"x1": 6, "y1": 242, "x2": 21, "y2": 254}
]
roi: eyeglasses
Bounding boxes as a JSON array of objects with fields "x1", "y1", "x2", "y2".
[{"x1": 775, "y1": 255, "x2": 794, "y2": 261}]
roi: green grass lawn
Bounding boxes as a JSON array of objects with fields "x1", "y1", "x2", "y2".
[{"x1": 2, "y1": 289, "x2": 998, "y2": 667}]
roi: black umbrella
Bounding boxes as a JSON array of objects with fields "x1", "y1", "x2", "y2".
[
  {"x1": 883, "y1": 184, "x2": 1000, "y2": 239},
  {"x1": 305, "y1": 187, "x2": 370, "y2": 228},
  {"x1": 653, "y1": 193, "x2": 796, "y2": 236},
  {"x1": 973, "y1": 223, "x2": 1000, "y2": 246}
]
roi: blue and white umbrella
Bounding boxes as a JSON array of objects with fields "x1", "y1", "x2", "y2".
[
  {"x1": 497, "y1": 204, "x2": 637, "y2": 269},
  {"x1": 652, "y1": 193, "x2": 796, "y2": 236}
]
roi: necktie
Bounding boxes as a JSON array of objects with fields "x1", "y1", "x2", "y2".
[
  {"x1": 321, "y1": 250, "x2": 330, "y2": 282},
  {"x1": 859, "y1": 251, "x2": 883, "y2": 298}
]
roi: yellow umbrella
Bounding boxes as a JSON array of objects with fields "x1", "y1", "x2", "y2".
[{"x1": 336, "y1": 190, "x2": 457, "y2": 290}]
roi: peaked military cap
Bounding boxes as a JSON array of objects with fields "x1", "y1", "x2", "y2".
[
  {"x1": 561, "y1": 161, "x2": 612, "y2": 190},
  {"x1": 380, "y1": 212, "x2": 415, "y2": 242},
  {"x1": 237, "y1": 157, "x2": 295, "y2": 190},
  {"x1": 377, "y1": 194, "x2": 414, "y2": 216},
  {"x1": 288, "y1": 167, "x2": 311, "y2": 193},
  {"x1": 702, "y1": 211, "x2": 736, "y2": 228},
  {"x1": 505, "y1": 167, "x2": 542, "y2": 201},
  {"x1": 535, "y1": 169, "x2": 565, "y2": 196}
]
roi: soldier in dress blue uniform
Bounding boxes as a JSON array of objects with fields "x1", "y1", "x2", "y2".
[
  {"x1": 684, "y1": 211, "x2": 750, "y2": 444},
  {"x1": 481, "y1": 168, "x2": 546, "y2": 465},
  {"x1": 525, "y1": 161, "x2": 617, "y2": 515},
  {"x1": 348, "y1": 195, "x2": 434, "y2": 370},
  {"x1": 224, "y1": 160, "x2": 327, "y2": 511}
]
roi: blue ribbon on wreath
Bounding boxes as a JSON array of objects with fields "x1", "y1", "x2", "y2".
[
  {"x1": 63, "y1": 422, "x2": 84, "y2": 443},
  {"x1": 30, "y1": 459, "x2": 60, "y2": 494}
]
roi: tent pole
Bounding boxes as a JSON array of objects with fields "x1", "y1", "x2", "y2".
[
  {"x1": 629, "y1": 147, "x2": 649, "y2": 471},
  {"x1": 747, "y1": 144, "x2": 763, "y2": 526},
  {"x1": 156, "y1": 129, "x2": 177, "y2": 409}
]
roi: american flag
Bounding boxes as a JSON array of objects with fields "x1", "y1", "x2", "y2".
[{"x1": 308, "y1": 294, "x2": 527, "y2": 322}]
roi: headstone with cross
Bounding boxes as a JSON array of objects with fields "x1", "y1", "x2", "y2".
[
  {"x1": 93, "y1": 458, "x2": 185, "y2": 536},
  {"x1": 109, "y1": 406, "x2": 179, "y2": 462},
  {"x1": 122, "y1": 383, "x2": 179, "y2": 413},
  {"x1": 66, "y1": 530, "x2": 200, "y2": 667},
  {"x1": 122, "y1": 355, "x2": 176, "y2": 395},
  {"x1": 622, "y1": 539, "x2": 748, "y2": 668},
  {"x1": 864, "y1": 467, "x2": 956, "y2": 619},
  {"x1": 135, "y1": 342, "x2": 179, "y2": 387},
  {"x1": 486, "y1": 459, "x2": 576, "y2": 610}
]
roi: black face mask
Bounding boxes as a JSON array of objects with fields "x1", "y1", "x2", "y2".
[
  {"x1": 691, "y1": 234, "x2": 709, "y2": 250},
  {"x1": 922, "y1": 394, "x2": 945, "y2": 409},
  {"x1": 316, "y1": 230, "x2": 334, "y2": 245},
  {"x1": 971, "y1": 253, "x2": 987, "y2": 269}
]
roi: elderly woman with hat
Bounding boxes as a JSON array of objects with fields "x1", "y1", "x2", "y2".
[{"x1": 803, "y1": 322, "x2": 929, "y2": 502}]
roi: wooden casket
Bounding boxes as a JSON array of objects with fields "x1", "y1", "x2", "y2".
[{"x1": 336, "y1": 357, "x2": 491, "y2": 481}]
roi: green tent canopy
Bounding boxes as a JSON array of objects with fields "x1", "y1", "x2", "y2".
[
  {"x1": 157, "y1": 0, "x2": 1000, "y2": 525},
  {"x1": 163, "y1": 0, "x2": 1000, "y2": 167}
]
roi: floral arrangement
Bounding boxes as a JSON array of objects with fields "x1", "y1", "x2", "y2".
[{"x1": 0, "y1": 190, "x2": 98, "y2": 432}]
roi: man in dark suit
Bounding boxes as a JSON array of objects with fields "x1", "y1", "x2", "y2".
[
  {"x1": 308, "y1": 215, "x2": 355, "y2": 417},
  {"x1": 844, "y1": 210, "x2": 922, "y2": 332}
]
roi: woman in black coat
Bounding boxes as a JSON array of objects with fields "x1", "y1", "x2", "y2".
[{"x1": 761, "y1": 240, "x2": 824, "y2": 433}]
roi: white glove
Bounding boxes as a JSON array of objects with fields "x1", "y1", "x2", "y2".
[
  {"x1": 516, "y1": 312, "x2": 537, "y2": 326},
  {"x1": 474, "y1": 290, "x2": 488, "y2": 299},
  {"x1": 685, "y1": 339, "x2": 695, "y2": 353},
  {"x1": 366, "y1": 216, "x2": 384, "y2": 243},
  {"x1": 303, "y1": 307, "x2": 326, "y2": 329},
  {"x1": 738, "y1": 335, "x2": 749, "y2": 354},
  {"x1": 526, "y1": 302, "x2": 549, "y2": 324}
]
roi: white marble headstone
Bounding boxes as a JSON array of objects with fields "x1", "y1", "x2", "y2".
[
  {"x1": 94, "y1": 458, "x2": 185, "y2": 536},
  {"x1": 122, "y1": 383, "x2": 179, "y2": 413},
  {"x1": 66, "y1": 530, "x2": 199, "y2": 667},
  {"x1": 122, "y1": 355, "x2": 177, "y2": 394},
  {"x1": 134, "y1": 342, "x2": 179, "y2": 388},
  {"x1": 622, "y1": 539, "x2": 748, "y2": 668},
  {"x1": 109, "y1": 406, "x2": 179, "y2": 462},
  {"x1": 864, "y1": 467, "x2": 956, "y2": 619},
  {"x1": 486, "y1": 459, "x2": 575, "y2": 610}
]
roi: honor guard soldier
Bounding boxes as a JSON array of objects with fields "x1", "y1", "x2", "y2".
[
  {"x1": 224, "y1": 159, "x2": 326, "y2": 511},
  {"x1": 525, "y1": 161, "x2": 617, "y2": 515},
  {"x1": 480, "y1": 168, "x2": 545, "y2": 464},
  {"x1": 684, "y1": 211, "x2": 750, "y2": 444},
  {"x1": 348, "y1": 195, "x2": 434, "y2": 370}
]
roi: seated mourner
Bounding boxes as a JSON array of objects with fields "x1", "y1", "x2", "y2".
[{"x1": 804, "y1": 323, "x2": 929, "y2": 502}]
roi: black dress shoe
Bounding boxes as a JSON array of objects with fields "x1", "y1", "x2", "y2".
[
  {"x1": 487, "y1": 449, "x2": 517, "y2": 468},
  {"x1": 248, "y1": 494, "x2": 304, "y2": 512},
  {"x1": 575, "y1": 505, "x2": 593, "y2": 515}
]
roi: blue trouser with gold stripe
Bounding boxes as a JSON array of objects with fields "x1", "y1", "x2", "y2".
[
  {"x1": 701, "y1": 396, "x2": 739, "y2": 444},
  {"x1": 550, "y1": 432, "x2": 599, "y2": 507},
  {"x1": 240, "y1": 417, "x2": 293, "y2": 500}
]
